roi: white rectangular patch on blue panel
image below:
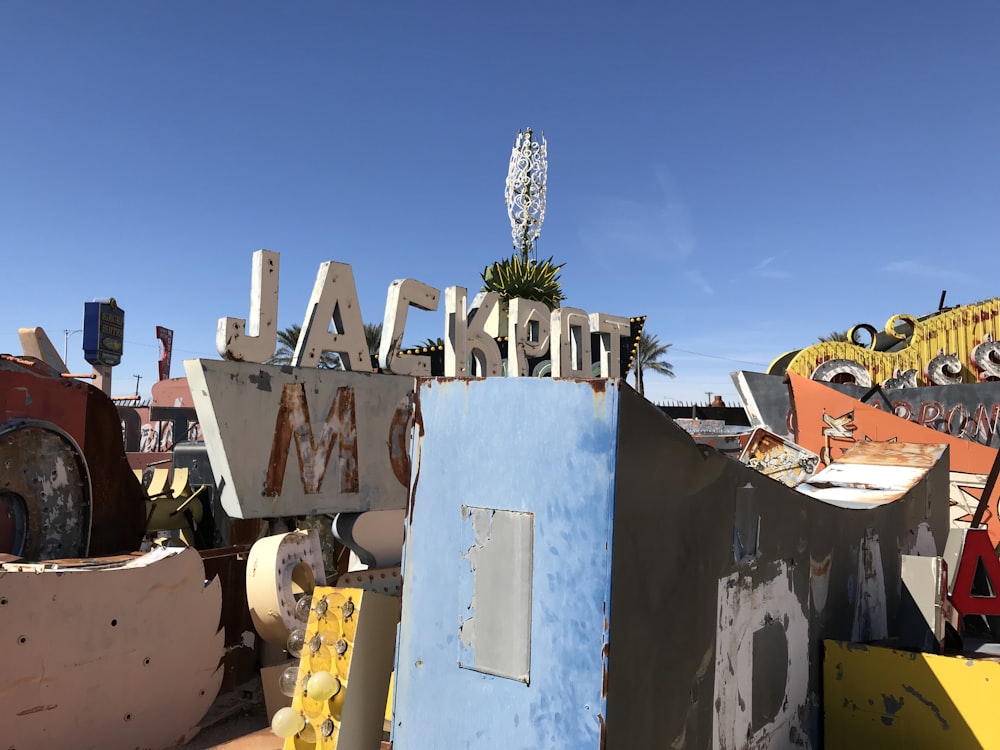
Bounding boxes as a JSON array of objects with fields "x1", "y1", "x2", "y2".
[{"x1": 458, "y1": 505, "x2": 534, "y2": 683}]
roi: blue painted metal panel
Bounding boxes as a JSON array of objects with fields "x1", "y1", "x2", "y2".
[{"x1": 393, "y1": 378, "x2": 618, "y2": 750}]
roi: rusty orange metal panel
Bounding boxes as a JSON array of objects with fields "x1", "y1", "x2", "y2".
[{"x1": 787, "y1": 373, "x2": 1000, "y2": 544}]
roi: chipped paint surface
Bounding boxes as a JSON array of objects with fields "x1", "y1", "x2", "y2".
[
  {"x1": 394, "y1": 378, "x2": 948, "y2": 749},
  {"x1": 825, "y1": 640, "x2": 1000, "y2": 747},
  {"x1": 394, "y1": 378, "x2": 614, "y2": 750},
  {"x1": 787, "y1": 374, "x2": 1000, "y2": 542},
  {"x1": 0, "y1": 420, "x2": 91, "y2": 559},
  {"x1": 457, "y1": 506, "x2": 533, "y2": 682},
  {"x1": 851, "y1": 529, "x2": 887, "y2": 642},
  {"x1": 713, "y1": 560, "x2": 809, "y2": 750},
  {"x1": 740, "y1": 428, "x2": 820, "y2": 486},
  {"x1": 185, "y1": 359, "x2": 415, "y2": 518},
  {"x1": 0, "y1": 548, "x2": 223, "y2": 750}
]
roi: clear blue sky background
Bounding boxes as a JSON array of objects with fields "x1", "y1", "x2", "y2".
[{"x1": 2, "y1": 2, "x2": 999, "y2": 405}]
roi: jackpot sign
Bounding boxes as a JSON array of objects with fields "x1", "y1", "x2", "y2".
[
  {"x1": 216, "y1": 250, "x2": 635, "y2": 379},
  {"x1": 186, "y1": 250, "x2": 637, "y2": 519}
]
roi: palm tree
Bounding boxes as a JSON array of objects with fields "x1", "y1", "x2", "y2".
[
  {"x1": 818, "y1": 331, "x2": 849, "y2": 343},
  {"x1": 413, "y1": 336, "x2": 444, "y2": 350},
  {"x1": 268, "y1": 323, "x2": 341, "y2": 369},
  {"x1": 634, "y1": 332, "x2": 674, "y2": 396},
  {"x1": 364, "y1": 322, "x2": 382, "y2": 356}
]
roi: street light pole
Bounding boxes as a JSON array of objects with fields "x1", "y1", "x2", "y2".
[{"x1": 64, "y1": 328, "x2": 82, "y2": 366}]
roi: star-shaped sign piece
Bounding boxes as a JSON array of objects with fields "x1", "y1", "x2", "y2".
[{"x1": 822, "y1": 410, "x2": 856, "y2": 439}]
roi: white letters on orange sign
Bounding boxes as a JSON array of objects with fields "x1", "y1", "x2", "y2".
[
  {"x1": 294, "y1": 262, "x2": 373, "y2": 372},
  {"x1": 217, "y1": 250, "x2": 279, "y2": 363},
  {"x1": 380, "y1": 279, "x2": 441, "y2": 376}
]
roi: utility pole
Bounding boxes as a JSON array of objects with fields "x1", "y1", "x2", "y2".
[{"x1": 134, "y1": 373, "x2": 142, "y2": 397}]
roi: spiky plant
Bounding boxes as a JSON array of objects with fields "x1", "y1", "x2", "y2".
[{"x1": 481, "y1": 253, "x2": 565, "y2": 309}]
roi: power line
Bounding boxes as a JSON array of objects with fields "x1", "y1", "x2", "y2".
[{"x1": 670, "y1": 347, "x2": 767, "y2": 367}]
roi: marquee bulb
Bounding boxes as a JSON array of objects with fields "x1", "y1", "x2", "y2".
[
  {"x1": 271, "y1": 707, "x2": 304, "y2": 739},
  {"x1": 286, "y1": 628, "x2": 306, "y2": 658},
  {"x1": 294, "y1": 595, "x2": 313, "y2": 623},
  {"x1": 279, "y1": 665, "x2": 301, "y2": 698},
  {"x1": 306, "y1": 670, "x2": 341, "y2": 701}
]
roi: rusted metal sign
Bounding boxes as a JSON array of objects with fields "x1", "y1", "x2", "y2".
[
  {"x1": 786, "y1": 373, "x2": 1000, "y2": 545},
  {"x1": 739, "y1": 427, "x2": 819, "y2": 486},
  {"x1": 185, "y1": 359, "x2": 414, "y2": 519}
]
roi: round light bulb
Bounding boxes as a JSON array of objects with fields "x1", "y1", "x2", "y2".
[
  {"x1": 306, "y1": 670, "x2": 341, "y2": 701},
  {"x1": 299, "y1": 720, "x2": 318, "y2": 744},
  {"x1": 294, "y1": 595, "x2": 313, "y2": 623},
  {"x1": 278, "y1": 665, "x2": 300, "y2": 698},
  {"x1": 271, "y1": 707, "x2": 305, "y2": 739},
  {"x1": 321, "y1": 718, "x2": 335, "y2": 737},
  {"x1": 286, "y1": 628, "x2": 306, "y2": 658}
]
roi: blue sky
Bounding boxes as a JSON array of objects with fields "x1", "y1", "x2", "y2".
[{"x1": 2, "y1": 2, "x2": 999, "y2": 405}]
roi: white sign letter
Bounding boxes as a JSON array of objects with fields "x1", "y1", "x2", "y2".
[
  {"x1": 217, "y1": 249, "x2": 279, "y2": 363},
  {"x1": 508, "y1": 298, "x2": 551, "y2": 377},
  {"x1": 380, "y1": 279, "x2": 440, "y2": 376},
  {"x1": 294, "y1": 262, "x2": 372, "y2": 372},
  {"x1": 551, "y1": 307, "x2": 592, "y2": 378}
]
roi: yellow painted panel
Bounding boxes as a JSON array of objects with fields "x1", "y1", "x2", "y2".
[
  {"x1": 281, "y1": 586, "x2": 399, "y2": 750},
  {"x1": 825, "y1": 639, "x2": 1000, "y2": 749}
]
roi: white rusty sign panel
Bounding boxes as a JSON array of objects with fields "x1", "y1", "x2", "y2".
[{"x1": 185, "y1": 358, "x2": 414, "y2": 519}]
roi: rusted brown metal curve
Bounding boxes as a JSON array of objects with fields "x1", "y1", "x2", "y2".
[{"x1": 0, "y1": 419, "x2": 91, "y2": 559}]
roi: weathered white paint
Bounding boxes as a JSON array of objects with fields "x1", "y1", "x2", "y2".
[
  {"x1": 444, "y1": 286, "x2": 469, "y2": 378},
  {"x1": 294, "y1": 261, "x2": 373, "y2": 371},
  {"x1": 216, "y1": 249, "x2": 279, "y2": 363},
  {"x1": 551, "y1": 307, "x2": 592, "y2": 378},
  {"x1": 589, "y1": 312, "x2": 631, "y2": 378},
  {"x1": 909, "y1": 520, "x2": 938, "y2": 556},
  {"x1": 809, "y1": 554, "x2": 831, "y2": 614},
  {"x1": 1, "y1": 548, "x2": 223, "y2": 750},
  {"x1": 246, "y1": 530, "x2": 327, "y2": 645},
  {"x1": 18, "y1": 326, "x2": 68, "y2": 372},
  {"x1": 851, "y1": 529, "x2": 888, "y2": 642},
  {"x1": 457, "y1": 506, "x2": 533, "y2": 683},
  {"x1": 713, "y1": 560, "x2": 810, "y2": 750},
  {"x1": 380, "y1": 279, "x2": 440, "y2": 375},
  {"x1": 465, "y1": 291, "x2": 503, "y2": 376},
  {"x1": 507, "y1": 298, "x2": 551, "y2": 377},
  {"x1": 184, "y1": 359, "x2": 413, "y2": 518}
]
